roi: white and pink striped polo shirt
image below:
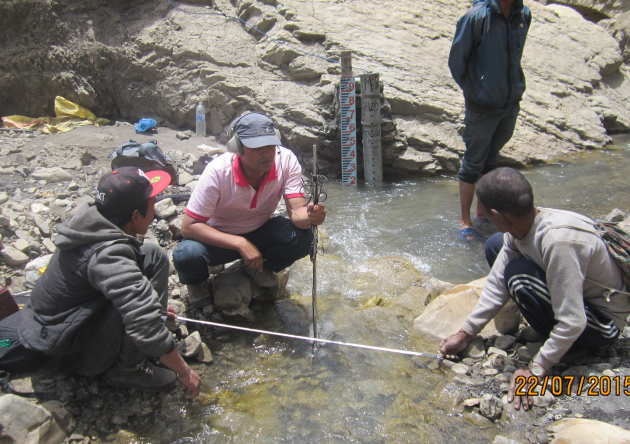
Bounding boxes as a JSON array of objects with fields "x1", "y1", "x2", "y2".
[{"x1": 185, "y1": 147, "x2": 305, "y2": 234}]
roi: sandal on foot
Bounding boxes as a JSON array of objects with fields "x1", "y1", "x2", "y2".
[{"x1": 458, "y1": 226, "x2": 482, "y2": 242}]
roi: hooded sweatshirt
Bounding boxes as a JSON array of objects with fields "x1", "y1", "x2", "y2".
[
  {"x1": 19, "y1": 204, "x2": 174, "y2": 359},
  {"x1": 449, "y1": 0, "x2": 531, "y2": 111}
]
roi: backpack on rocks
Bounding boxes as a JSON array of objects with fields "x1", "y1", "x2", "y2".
[{"x1": 110, "y1": 140, "x2": 179, "y2": 185}]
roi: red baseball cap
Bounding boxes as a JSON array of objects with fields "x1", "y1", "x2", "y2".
[{"x1": 95, "y1": 167, "x2": 171, "y2": 215}]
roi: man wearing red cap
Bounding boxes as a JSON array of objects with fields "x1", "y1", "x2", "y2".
[{"x1": 15, "y1": 167, "x2": 200, "y2": 395}]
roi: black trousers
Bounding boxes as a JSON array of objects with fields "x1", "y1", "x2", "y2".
[
  {"x1": 173, "y1": 216, "x2": 313, "y2": 285},
  {"x1": 485, "y1": 232, "x2": 620, "y2": 348}
]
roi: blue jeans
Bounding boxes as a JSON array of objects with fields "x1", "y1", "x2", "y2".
[
  {"x1": 173, "y1": 216, "x2": 313, "y2": 285},
  {"x1": 485, "y1": 233, "x2": 620, "y2": 348},
  {"x1": 458, "y1": 104, "x2": 519, "y2": 184}
]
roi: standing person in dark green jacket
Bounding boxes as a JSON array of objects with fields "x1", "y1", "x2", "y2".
[
  {"x1": 17, "y1": 167, "x2": 200, "y2": 395},
  {"x1": 448, "y1": 0, "x2": 531, "y2": 241}
]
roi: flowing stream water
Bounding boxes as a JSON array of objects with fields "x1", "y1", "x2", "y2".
[{"x1": 149, "y1": 136, "x2": 630, "y2": 443}]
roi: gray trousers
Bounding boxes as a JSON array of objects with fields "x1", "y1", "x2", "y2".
[
  {"x1": 68, "y1": 242, "x2": 169, "y2": 376},
  {"x1": 458, "y1": 104, "x2": 520, "y2": 184}
]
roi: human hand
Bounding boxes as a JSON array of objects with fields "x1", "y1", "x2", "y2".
[
  {"x1": 439, "y1": 329, "x2": 473, "y2": 358},
  {"x1": 307, "y1": 203, "x2": 326, "y2": 226},
  {"x1": 166, "y1": 305, "x2": 178, "y2": 320},
  {"x1": 508, "y1": 368, "x2": 537, "y2": 411},
  {"x1": 178, "y1": 366, "x2": 201, "y2": 398},
  {"x1": 238, "y1": 238, "x2": 263, "y2": 272}
]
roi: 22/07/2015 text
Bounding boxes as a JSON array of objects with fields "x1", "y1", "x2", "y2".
[{"x1": 514, "y1": 375, "x2": 630, "y2": 397}]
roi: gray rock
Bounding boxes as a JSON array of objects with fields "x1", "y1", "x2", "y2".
[
  {"x1": 31, "y1": 167, "x2": 73, "y2": 182},
  {"x1": 487, "y1": 347, "x2": 508, "y2": 357},
  {"x1": 245, "y1": 267, "x2": 279, "y2": 288},
  {"x1": 50, "y1": 199, "x2": 73, "y2": 218},
  {"x1": 465, "y1": 336, "x2": 486, "y2": 359},
  {"x1": 463, "y1": 397, "x2": 480, "y2": 407},
  {"x1": 43, "y1": 238, "x2": 56, "y2": 253},
  {"x1": 274, "y1": 299, "x2": 310, "y2": 336},
  {"x1": 0, "y1": 191, "x2": 8, "y2": 205},
  {"x1": 482, "y1": 368, "x2": 499, "y2": 377},
  {"x1": 30, "y1": 202, "x2": 49, "y2": 214},
  {"x1": 480, "y1": 393, "x2": 503, "y2": 420},
  {"x1": 0, "y1": 394, "x2": 67, "y2": 443},
  {"x1": 213, "y1": 268, "x2": 253, "y2": 315},
  {"x1": 32, "y1": 213, "x2": 51, "y2": 236},
  {"x1": 533, "y1": 390, "x2": 556, "y2": 408},
  {"x1": 451, "y1": 363, "x2": 469, "y2": 375},
  {"x1": 182, "y1": 331, "x2": 203, "y2": 358},
  {"x1": 1, "y1": 245, "x2": 30, "y2": 267},
  {"x1": 605, "y1": 208, "x2": 626, "y2": 222},
  {"x1": 169, "y1": 215, "x2": 184, "y2": 239},
  {"x1": 176, "y1": 131, "x2": 192, "y2": 140},
  {"x1": 13, "y1": 238, "x2": 30, "y2": 252},
  {"x1": 154, "y1": 198, "x2": 177, "y2": 219},
  {"x1": 155, "y1": 219, "x2": 170, "y2": 234},
  {"x1": 178, "y1": 170, "x2": 194, "y2": 185},
  {"x1": 196, "y1": 342, "x2": 213, "y2": 363}
]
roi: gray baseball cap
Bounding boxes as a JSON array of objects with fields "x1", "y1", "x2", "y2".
[{"x1": 234, "y1": 112, "x2": 281, "y2": 148}]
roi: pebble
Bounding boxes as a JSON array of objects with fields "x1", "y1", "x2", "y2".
[
  {"x1": 487, "y1": 346, "x2": 508, "y2": 357},
  {"x1": 533, "y1": 391, "x2": 555, "y2": 408},
  {"x1": 451, "y1": 363, "x2": 469, "y2": 375},
  {"x1": 480, "y1": 393, "x2": 503, "y2": 420},
  {"x1": 482, "y1": 368, "x2": 499, "y2": 377},
  {"x1": 463, "y1": 398, "x2": 480, "y2": 407}
]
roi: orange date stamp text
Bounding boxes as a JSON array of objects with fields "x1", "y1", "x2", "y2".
[{"x1": 514, "y1": 375, "x2": 630, "y2": 397}]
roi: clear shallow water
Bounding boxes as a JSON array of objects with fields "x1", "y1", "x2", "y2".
[
  {"x1": 321, "y1": 135, "x2": 630, "y2": 284},
  {"x1": 147, "y1": 137, "x2": 630, "y2": 444}
]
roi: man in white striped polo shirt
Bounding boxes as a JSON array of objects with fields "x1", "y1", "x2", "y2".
[{"x1": 173, "y1": 112, "x2": 326, "y2": 316}]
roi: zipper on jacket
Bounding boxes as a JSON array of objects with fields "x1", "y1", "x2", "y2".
[{"x1": 505, "y1": 14, "x2": 512, "y2": 109}]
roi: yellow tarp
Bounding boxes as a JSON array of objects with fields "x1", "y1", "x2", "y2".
[{"x1": 1, "y1": 96, "x2": 109, "y2": 133}]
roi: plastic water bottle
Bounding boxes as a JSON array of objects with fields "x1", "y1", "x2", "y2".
[{"x1": 195, "y1": 102, "x2": 206, "y2": 137}]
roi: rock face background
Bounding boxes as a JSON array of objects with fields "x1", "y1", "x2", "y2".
[{"x1": 1, "y1": 0, "x2": 629, "y2": 178}]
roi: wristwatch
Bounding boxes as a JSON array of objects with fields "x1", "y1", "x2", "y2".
[{"x1": 529, "y1": 361, "x2": 546, "y2": 378}]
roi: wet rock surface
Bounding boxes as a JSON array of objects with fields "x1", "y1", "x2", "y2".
[{"x1": 1, "y1": 0, "x2": 630, "y2": 180}]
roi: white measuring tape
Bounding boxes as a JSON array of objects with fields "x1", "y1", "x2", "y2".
[{"x1": 176, "y1": 315, "x2": 441, "y2": 359}]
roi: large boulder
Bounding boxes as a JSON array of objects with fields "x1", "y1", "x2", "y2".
[
  {"x1": 547, "y1": 418, "x2": 630, "y2": 443},
  {"x1": 412, "y1": 278, "x2": 521, "y2": 339}
]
